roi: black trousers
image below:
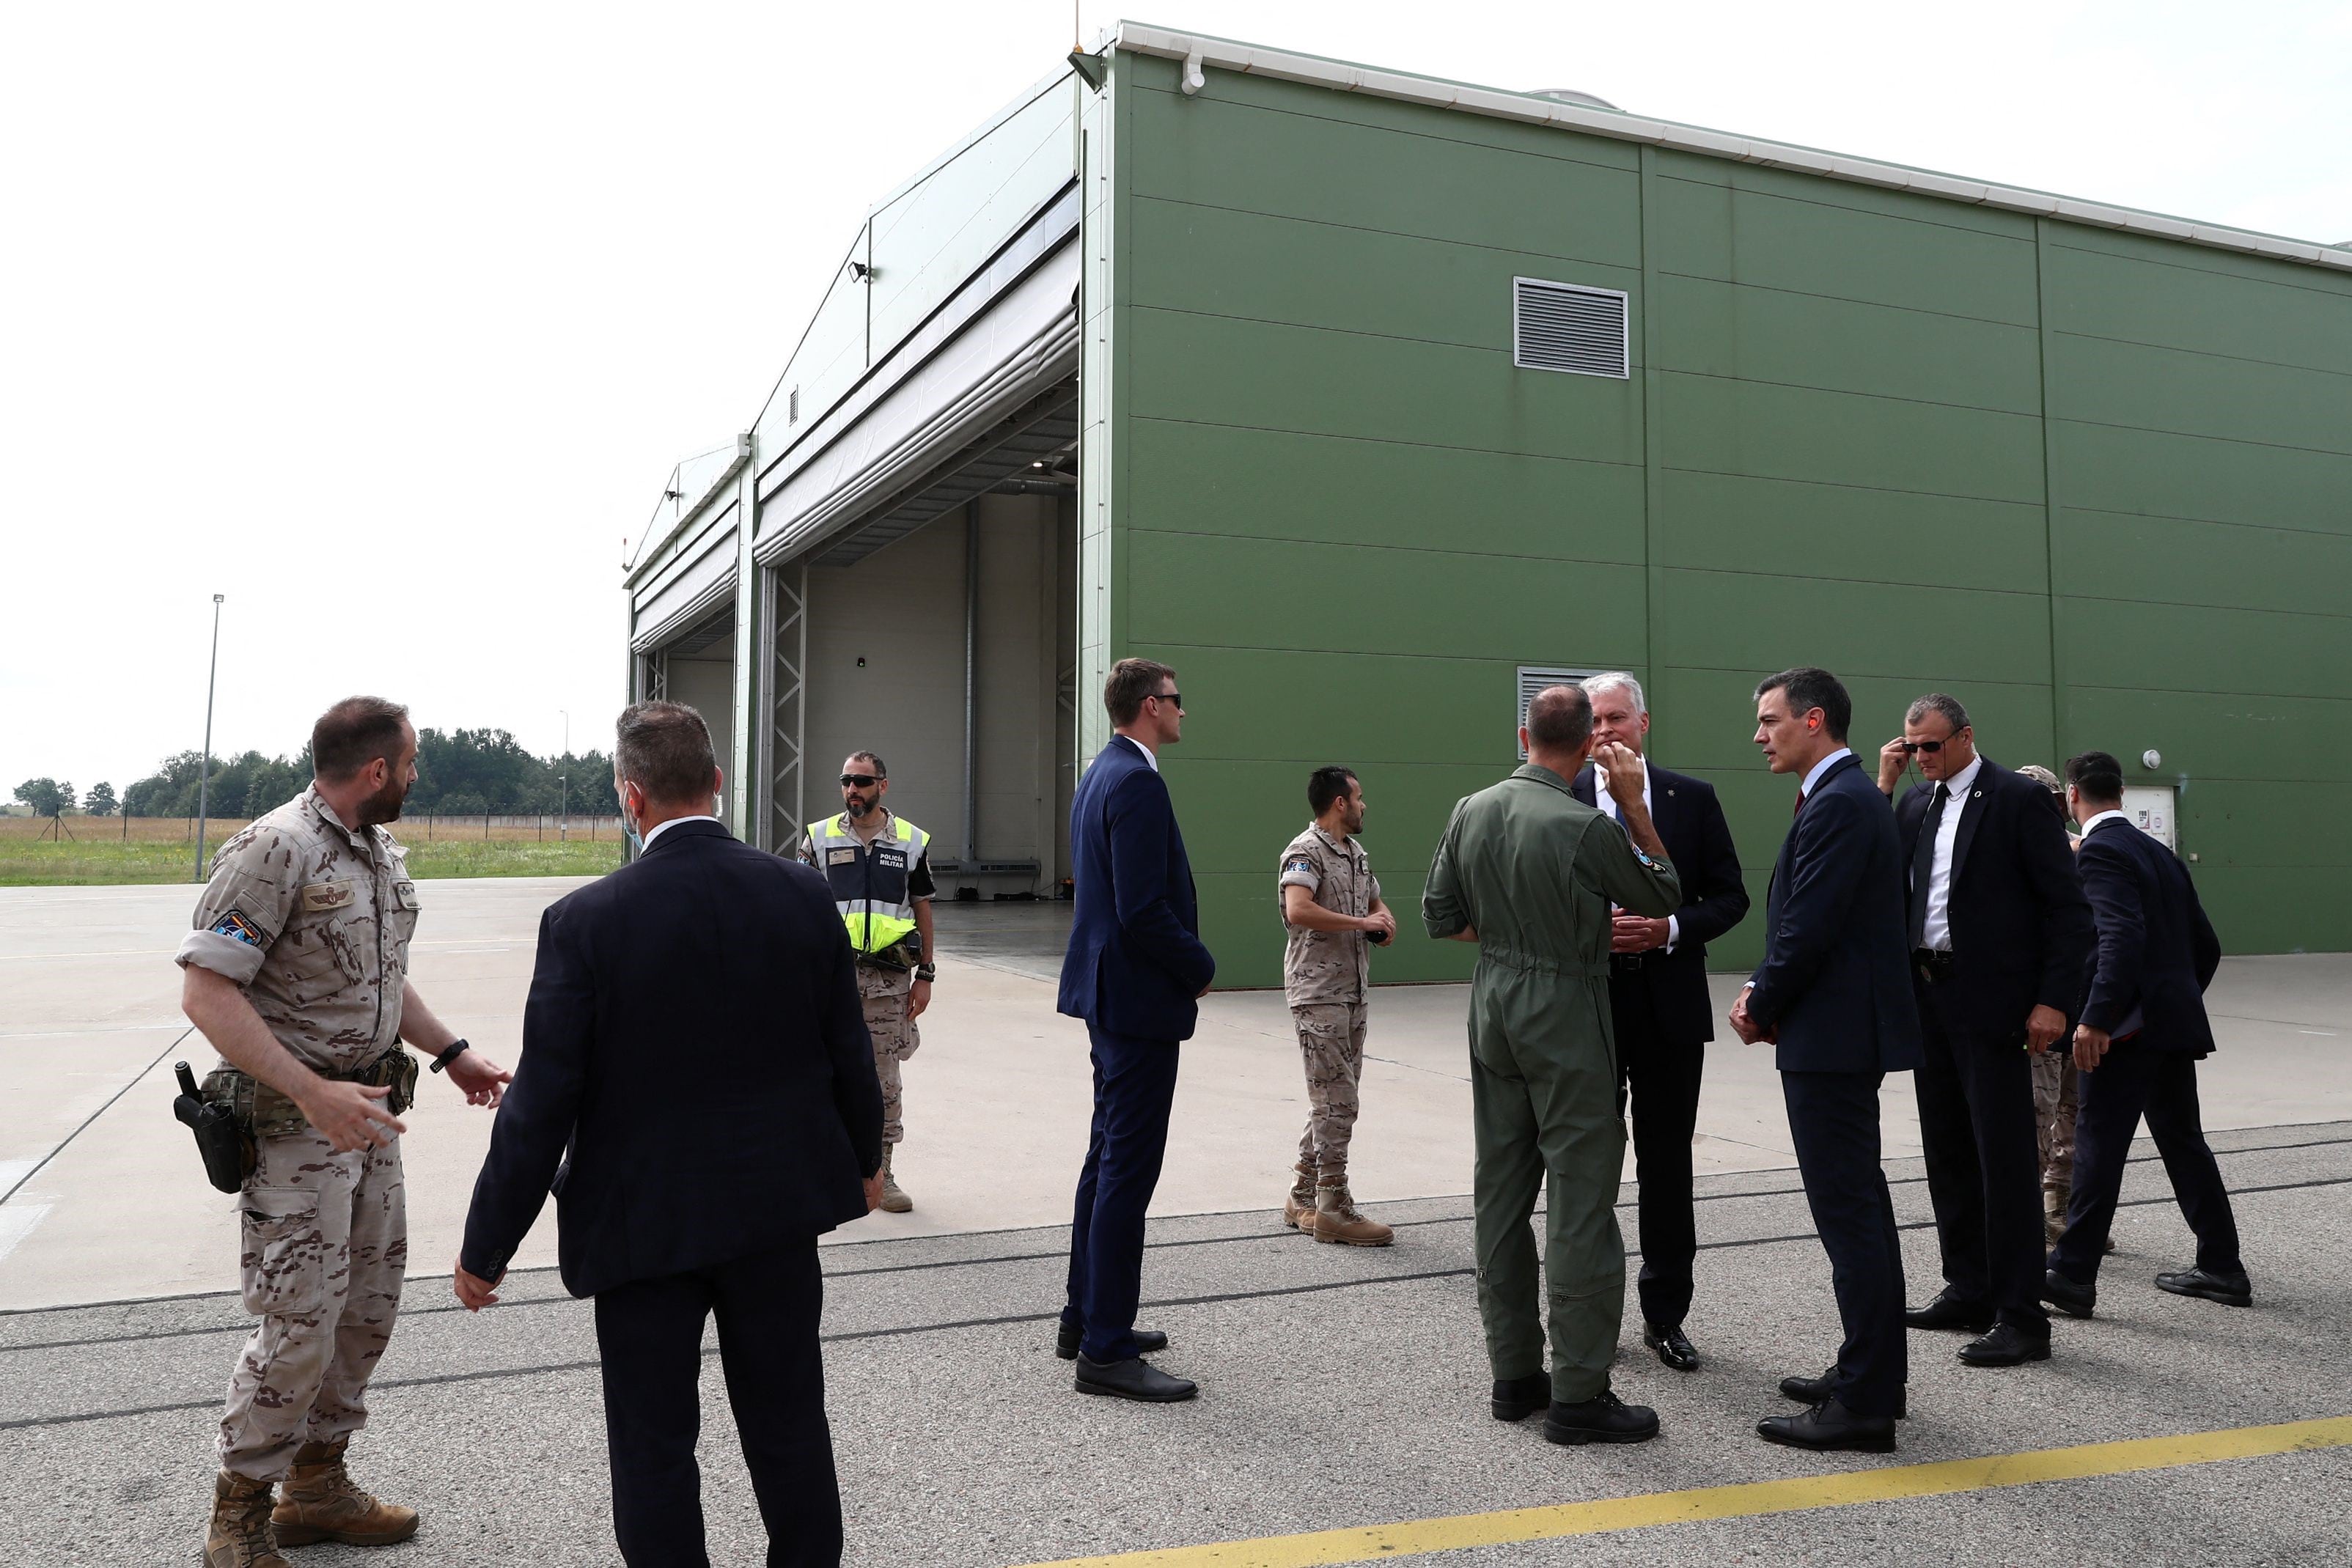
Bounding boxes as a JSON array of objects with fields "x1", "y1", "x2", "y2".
[
  {"x1": 1062, "y1": 1026, "x2": 1182, "y2": 1361},
  {"x1": 592, "y1": 1241, "x2": 839, "y2": 1568},
  {"x1": 1610, "y1": 973, "x2": 1704, "y2": 1328},
  {"x1": 2050, "y1": 1040, "x2": 2241, "y2": 1283},
  {"x1": 1782, "y1": 1070, "x2": 1907, "y2": 1418},
  {"x1": 1911, "y1": 976, "x2": 2050, "y2": 1330}
]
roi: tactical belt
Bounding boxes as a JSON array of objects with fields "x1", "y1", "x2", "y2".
[
  {"x1": 202, "y1": 1050, "x2": 420, "y2": 1144},
  {"x1": 854, "y1": 937, "x2": 922, "y2": 973}
]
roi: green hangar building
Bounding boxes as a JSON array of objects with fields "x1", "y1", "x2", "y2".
[{"x1": 620, "y1": 23, "x2": 2352, "y2": 987}]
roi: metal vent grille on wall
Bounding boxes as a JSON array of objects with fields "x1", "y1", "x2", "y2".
[
  {"x1": 1517, "y1": 666, "x2": 1598, "y2": 759},
  {"x1": 1513, "y1": 278, "x2": 1629, "y2": 378}
]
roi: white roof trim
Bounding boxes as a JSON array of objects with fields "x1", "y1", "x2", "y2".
[{"x1": 1103, "y1": 23, "x2": 2352, "y2": 275}]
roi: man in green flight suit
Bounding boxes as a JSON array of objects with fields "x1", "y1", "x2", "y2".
[{"x1": 1424, "y1": 683, "x2": 1683, "y2": 1446}]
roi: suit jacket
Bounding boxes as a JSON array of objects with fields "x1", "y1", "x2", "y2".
[
  {"x1": 1746, "y1": 754, "x2": 1924, "y2": 1075},
  {"x1": 1570, "y1": 759, "x2": 1749, "y2": 1045},
  {"x1": 2076, "y1": 815, "x2": 2223, "y2": 1056},
  {"x1": 1057, "y1": 735, "x2": 1216, "y2": 1040},
  {"x1": 1895, "y1": 758, "x2": 2095, "y2": 1042},
  {"x1": 459, "y1": 819, "x2": 883, "y2": 1298}
]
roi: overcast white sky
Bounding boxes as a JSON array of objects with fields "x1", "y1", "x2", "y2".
[{"x1": 3, "y1": 1, "x2": 2345, "y2": 799}]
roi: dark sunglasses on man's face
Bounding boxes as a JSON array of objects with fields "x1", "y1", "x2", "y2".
[
  {"x1": 1900, "y1": 739, "x2": 1950, "y2": 755},
  {"x1": 1147, "y1": 691, "x2": 1181, "y2": 709},
  {"x1": 839, "y1": 773, "x2": 882, "y2": 788}
]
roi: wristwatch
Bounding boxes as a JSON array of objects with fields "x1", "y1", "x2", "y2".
[
  {"x1": 428, "y1": 1038, "x2": 471, "y2": 1074},
  {"x1": 914, "y1": 962, "x2": 937, "y2": 982}
]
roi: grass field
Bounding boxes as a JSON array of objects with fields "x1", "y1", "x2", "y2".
[{"x1": 0, "y1": 816, "x2": 624, "y2": 886}]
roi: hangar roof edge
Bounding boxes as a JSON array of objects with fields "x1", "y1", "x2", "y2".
[{"x1": 1102, "y1": 21, "x2": 2352, "y2": 276}]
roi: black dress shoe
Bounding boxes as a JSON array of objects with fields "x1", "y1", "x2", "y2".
[
  {"x1": 1056, "y1": 1323, "x2": 1169, "y2": 1361},
  {"x1": 1644, "y1": 1322, "x2": 1699, "y2": 1372},
  {"x1": 1904, "y1": 1288, "x2": 1995, "y2": 1333},
  {"x1": 1958, "y1": 1322, "x2": 2051, "y2": 1367},
  {"x1": 1778, "y1": 1365, "x2": 1906, "y2": 1418},
  {"x1": 1073, "y1": 1354, "x2": 1197, "y2": 1402},
  {"x1": 1491, "y1": 1372, "x2": 1550, "y2": 1422},
  {"x1": 2040, "y1": 1268, "x2": 2097, "y2": 1319},
  {"x1": 2155, "y1": 1266, "x2": 2252, "y2": 1308},
  {"x1": 1543, "y1": 1389, "x2": 1660, "y2": 1446},
  {"x1": 1758, "y1": 1398, "x2": 1896, "y2": 1453}
]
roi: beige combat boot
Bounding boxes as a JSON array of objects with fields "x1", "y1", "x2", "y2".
[
  {"x1": 271, "y1": 1438, "x2": 419, "y2": 1547},
  {"x1": 2043, "y1": 1185, "x2": 2069, "y2": 1248},
  {"x1": 1313, "y1": 1185, "x2": 1394, "y2": 1247},
  {"x1": 205, "y1": 1471, "x2": 292, "y2": 1568},
  {"x1": 1283, "y1": 1163, "x2": 1318, "y2": 1235},
  {"x1": 878, "y1": 1148, "x2": 913, "y2": 1214}
]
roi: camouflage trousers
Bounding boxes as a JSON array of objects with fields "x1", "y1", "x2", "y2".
[
  {"x1": 1292, "y1": 1001, "x2": 1369, "y2": 1188},
  {"x1": 2032, "y1": 1048, "x2": 2080, "y2": 1193},
  {"x1": 859, "y1": 963, "x2": 919, "y2": 1146},
  {"x1": 218, "y1": 1129, "x2": 407, "y2": 1481}
]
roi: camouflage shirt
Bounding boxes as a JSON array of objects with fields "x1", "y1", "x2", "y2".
[
  {"x1": 1279, "y1": 823, "x2": 1381, "y2": 1006},
  {"x1": 174, "y1": 787, "x2": 422, "y2": 1074}
]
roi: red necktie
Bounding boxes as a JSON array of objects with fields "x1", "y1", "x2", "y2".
[{"x1": 1793, "y1": 788, "x2": 1807, "y2": 820}]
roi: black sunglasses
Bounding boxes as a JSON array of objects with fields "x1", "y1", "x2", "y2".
[
  {"x1": 1146, "y1": 691, "x2": 1181, "y2": 708},
  {"x1": 839, "y1": 773, "x2": 883, "y2": 787},
  {"x1": 1900, "y1": 739, "x2": 1951, "y2": 754}
]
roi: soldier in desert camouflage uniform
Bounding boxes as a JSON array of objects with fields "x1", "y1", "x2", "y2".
[
  {"x1": 1277, "y1": 767, "x2": 1397, "y2": 1246},
  {"x1": 798, "y1": 751, "x2": 936, "y2": 1214},
  {"x1": 177, "y1": 697, "x2": 510, "y2": 1568},
  {"x1": 2014, "y1": 763, "x2": 2099, "y2": 1248}
]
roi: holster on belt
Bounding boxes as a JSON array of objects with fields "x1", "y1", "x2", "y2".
[{"x1": 202, "y1": 1049, "x2": 420, "y2": 1147}]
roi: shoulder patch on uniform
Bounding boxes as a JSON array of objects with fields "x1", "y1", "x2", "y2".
[
  {"x1": 210, "y1": 910, "x2": 264, "y2": 947},
  {"x1": 1284, "y1": 857, "x2": 1316, "y2": 875},
  {"x1": 1633, "y1": 847, "x2": 1663, "y2": 869},
  {"x1": 301, "y1": 881, "x2": 356, "y2": 911}
]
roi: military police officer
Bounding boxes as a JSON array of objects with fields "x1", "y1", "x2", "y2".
[
  {"x1": 1277, "y1": 766, "x2": 1397, "y2": 1245},
  {"x1": 798, "y1": 751, "x2": 936, "y2": 1213},
  {"x1": 1423, "y1": 685, "x2": 1681, "y2": 1446},
  {"x1": 177, "y1": 697, "x2": 510, "y2": 1568}
]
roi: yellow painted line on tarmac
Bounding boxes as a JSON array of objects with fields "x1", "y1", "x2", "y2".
[{"x1": 1018, "y1": 1415, "x2": 2352, "y2": 1568}]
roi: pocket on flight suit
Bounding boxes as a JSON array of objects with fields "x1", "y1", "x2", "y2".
[{"x1": 239, "y1": 1186, "x2": 326, "y2": 1317}]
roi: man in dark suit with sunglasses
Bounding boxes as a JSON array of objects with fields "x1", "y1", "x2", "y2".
[{"x1": 1877, "y1": 696, "x2": 2093, "y2": 1370}]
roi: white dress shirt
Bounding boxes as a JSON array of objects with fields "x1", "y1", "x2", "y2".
[
  {"x1": 1800, "y1": 746, "x2": 1855, "y2": 798},
  {"x1": 1914, "y1": 754, "x2": 1982, "y2": 952},
  {"x1": 1121, "y1": 733, "x2": 1159, "y2": 772},
  {"x1": 640, "y1": 811, "x2": 719, "y2": 851},
  {"x1": 1596, "y1": 755, "x2": 1680, "y2": 952},
  {"x1": 2081, "y1": 808, "x2": 2129, "y2": 839}
]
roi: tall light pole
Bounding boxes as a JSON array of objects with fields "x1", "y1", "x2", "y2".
[
  {"x1": 194, "y1": 594, "x2": 224, "y2": 882},
  {"x1": 558, "y1": 709, "x2": 569, "y2": 844}
]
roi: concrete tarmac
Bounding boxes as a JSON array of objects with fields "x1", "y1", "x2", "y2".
[
  {"x1": 3, "y1": 1126, "x2": 2346, "y2": 1564},
  {"x1": 2, "y1": 878, "x2": 2349, "y2": 1564},
  {"x1": 4, "y1": 880, "x2": 2348, "y2": 1310}
]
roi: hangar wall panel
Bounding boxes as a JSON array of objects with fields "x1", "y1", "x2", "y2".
[
  {"x1": 801, "y1": 500, "x2": 1064, "y2": 887},
  {"x1": 1098, "y1": 48, "x2": 2351, "y2": 985},
  {"x1": 2042, "y1": 228, "x2": 2352, "y2": 954}
]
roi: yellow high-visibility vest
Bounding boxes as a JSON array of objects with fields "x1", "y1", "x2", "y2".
[{"x1": 806, "y1": 811, "x2": 930, "y2": 957}]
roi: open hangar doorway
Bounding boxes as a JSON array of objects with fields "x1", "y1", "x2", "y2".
[{"x1": 760, "y1": 378, "x2": 1078, "y2": 965}]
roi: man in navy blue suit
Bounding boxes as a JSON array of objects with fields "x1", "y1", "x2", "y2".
[
  {"x1": 2042, "y1": 751, "x2": 2250, "y2": 1317},
  {"x1": 1730, "y1": 667, "x2": 1922, "y2": 1452},
  {"x1": 454, "y1": 702, "x2": 883, "y2": 1567},
  {"x1": 1056, "y1": 658, "x2": 1216, "y2": 1402}
]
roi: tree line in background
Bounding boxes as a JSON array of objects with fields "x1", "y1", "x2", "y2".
[{"x1": 12, "y1": 729, "x2": 617, "y2": 820}]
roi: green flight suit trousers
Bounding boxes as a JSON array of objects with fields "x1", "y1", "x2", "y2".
[{"x1": 1468, "y1": 962, "x2": 1625, "y2": 1403}]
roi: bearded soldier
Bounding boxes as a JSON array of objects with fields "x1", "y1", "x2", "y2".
[
  {"x1": 798, "y1": 750, "x2": 936, "y2": 1212},
  {"x1": 178, "y1": 696, "x2": 510, "y2": 1567}
]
